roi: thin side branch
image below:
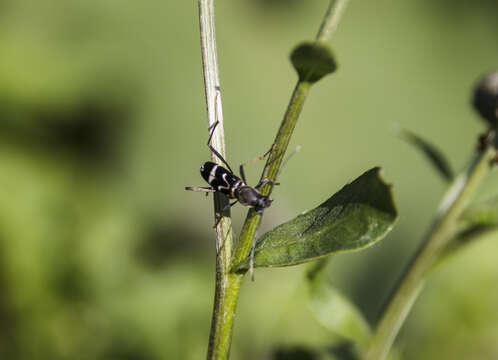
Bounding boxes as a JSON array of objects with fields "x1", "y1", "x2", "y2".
[
  {"x1": 316, "y1": 0, "x2": 351, "y2": 42},
  {"x1": 365, "y1": 132, "x2": 497, "y2": 360}
]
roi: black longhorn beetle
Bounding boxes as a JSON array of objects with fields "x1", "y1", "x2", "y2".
[
  {"x1": 187, "y1": 120, "x2": 299, "y2": 279},
  {"x1": 186, "y1": 121, "x2": 277, "y2": 216}
]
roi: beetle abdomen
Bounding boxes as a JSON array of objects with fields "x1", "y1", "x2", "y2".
[{"x1": 201, "y1": 161, "x2": 242, "y2": 198}]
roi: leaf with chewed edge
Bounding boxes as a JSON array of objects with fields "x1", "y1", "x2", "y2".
[{"x1": 237, "y1": 167, "x2": 397, "y2": 270}]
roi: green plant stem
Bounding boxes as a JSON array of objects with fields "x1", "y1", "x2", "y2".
[
  {"x1": 207, "y1": 272, "x2": 242, "y2": 359},
  {"x1": 202, "y1": 1, "x2": 349, "y2": 359},
  {"x1": 365, "y1": 140, "x2": 497, "y2": 360},
  {"x1": 316, "y1": 0, "x2": 351, "y2": 43},
  {"x1": 198, "y1": 0, "x2": 235, "y2": 359},
  {"x1": 232, "y1": 81, "x2": 311, "y2": 267},
  {"x1": 232, "y1": 0, "x2": 349, "y2": 271}
]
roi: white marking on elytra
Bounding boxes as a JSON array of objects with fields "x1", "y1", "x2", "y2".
[
  {"x1": 231, "y1": 180, "x2": 242, "y2": 197},
  {"x1": 218, "y1": 173, "x2": 231, "y2": 191},
  {"x1": 208, "y1": 164, "x2": 219, "y2": 184}
]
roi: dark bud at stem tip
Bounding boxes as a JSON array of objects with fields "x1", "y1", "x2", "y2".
[
  {"x1": 473, "y1": 70, "x2": 498, "y2": 127},
  {"x1": 290, "y1": 41, "x2": 337, "y2": 84}
]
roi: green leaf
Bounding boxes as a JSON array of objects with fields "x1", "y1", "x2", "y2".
[
  {"x1": 290, "y1": 41, "x2": 337, "y2": 83},
  {"x1": 434, "y1": 225, "x2": 498, "y2": 272},
  {"x1": 460, "y1": 196, "x2": 498, "y2": 226},
  {"x1": 307, "y1": 260, "x2": 371, "y2": 347},
  {"x1": 238, "y1": 167, "x2": 397, "y2": 269},
  {"x1": 398, "y1": 128, "x2": 453, "y2": 181},
  {"x1": 435, "y1": 197, "x2": 498, "y2": 269}
]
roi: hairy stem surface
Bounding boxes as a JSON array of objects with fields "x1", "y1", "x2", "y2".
[{"x1": 198, "y1": 0, "x2": 235, "y2": 359}]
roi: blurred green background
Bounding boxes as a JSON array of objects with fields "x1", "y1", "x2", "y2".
[{"x1": 0, "y1": 0, "x2": 497, "y2": 359}]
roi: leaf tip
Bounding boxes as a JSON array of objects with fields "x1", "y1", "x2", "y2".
[
  {"x1": 398, "y1": 127, "x2": 454, "y2": 181},
  {"x1": 241, "y1": 167, "x2": 398, "y2": 269},
  {"x1": 375, "y1": 166, "x2": 393, "y2": 187}
]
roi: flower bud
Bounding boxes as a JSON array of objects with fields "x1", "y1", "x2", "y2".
[
  {"x1": 290, "y1": 41, "x2": 337, "y2": 83},
  {"x1": 473, "y1": 70, "x2": 498, "y2": 127}
]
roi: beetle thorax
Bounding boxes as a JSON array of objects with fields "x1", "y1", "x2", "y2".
[{"x1": 236, "y1": 186, "x2": 272, "y2": 213}]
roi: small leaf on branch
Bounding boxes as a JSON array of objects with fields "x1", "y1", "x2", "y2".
[
  {"x1": 237, "y1": 167, "x2": 397, "y2": 269},
  {"x1": 434, "y1": 224, "x2": 498, "y2": 272},
  {"x1": 435, "y1": 197, "x2": 498, "y2": 269},
  {"x1": 291, "y1": 41, "x2": 337, "y2": 83},
  {"x1": 398, "y1": 127, "x2": 454, "y2": 182},
  {"x1": 459, "y1": 196, "x2": 498, "y2": 226}
]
